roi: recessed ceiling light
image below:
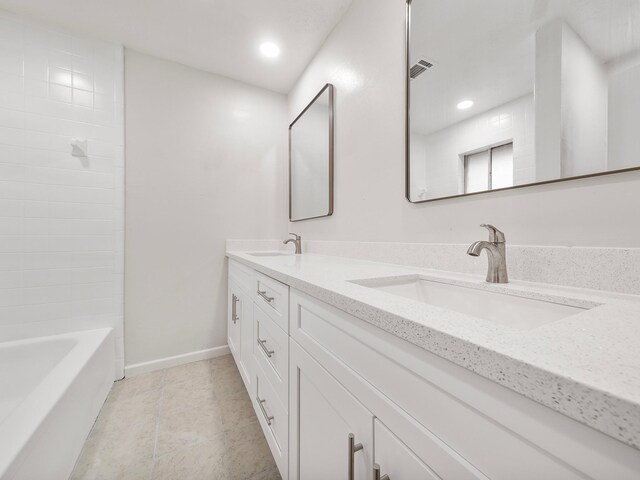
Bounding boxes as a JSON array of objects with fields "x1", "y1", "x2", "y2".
[
  {"x1": 457, "y1": 100, "x2": 474, "y2": 110},
  {"x1": 259, "y1": 42, "x2": 280, "y2": 59}
]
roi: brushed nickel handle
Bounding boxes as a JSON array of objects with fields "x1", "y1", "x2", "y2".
[
  {"x1": 373, "y1": 464, "x2": 390, "y2": 480},
  {"x1": 348, "y1": 433, "x2": 363, "y2": 480},
  {"x1": 257, "y1": 338, "x2": 275, "y2": 358},
  {"x1": 257, "y1": 289, "x2": 274, "y2": 303},
  {"x1": 231, "y1": 294, "x2": 239, "y2": 324},
  {"x1": 256, "y1": 396, "x2": 274, "y2": 425}
]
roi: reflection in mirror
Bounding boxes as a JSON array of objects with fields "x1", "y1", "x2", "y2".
[
  {"x1": 406, "y1": 0, "x2": 640, "y2": 202},
  {"x1": 289, "y1": 84, "x2": 334, "y2": 221}
]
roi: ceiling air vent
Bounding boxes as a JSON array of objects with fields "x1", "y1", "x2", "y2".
[{"x1": 410, "y1": 59, "x2": 434, "y2": 79}]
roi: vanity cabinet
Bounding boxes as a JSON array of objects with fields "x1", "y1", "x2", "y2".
[
  {"x1": 228, "y1": 259, "x2": 290, "y2": 478},
  {"x1": 228, "y1": 259, "x2": 640, "y2": 480}
]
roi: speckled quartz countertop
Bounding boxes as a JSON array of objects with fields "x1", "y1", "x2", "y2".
[{"x1": 226, "y1": 250, "x2": 640, "y2": 450}]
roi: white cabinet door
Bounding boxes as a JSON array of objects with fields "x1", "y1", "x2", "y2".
[
  {"x1": 228, "y1": 279, "x2": 252, "y2": 389},
  {"x1": 289, "y1": 340, "x2": 373, "y2": 480},
  {"x1": 374, "y1": 419, "x2": 440, "y2": 480},
  {"x1": 227, "y1": 279, "x2": 242, "y2": 362},
  {"x1": 238, "y1": 285, "x2": 253, "y2": 390}
]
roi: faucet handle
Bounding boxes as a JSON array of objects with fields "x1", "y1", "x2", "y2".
[
  {"x1": 288, "y1": 232, "x2": 301, "y2": 240},
  {"x1": 480, "y1": 224, "x2": 505, "y2": 243}
]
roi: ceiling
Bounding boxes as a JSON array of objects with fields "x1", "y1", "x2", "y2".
[
  {"x1": 0, "y1": 0, "x2": 353, "y2": 93},
  {"x1": 410, "y1": 0, "x2": 640, "y2": 135}
]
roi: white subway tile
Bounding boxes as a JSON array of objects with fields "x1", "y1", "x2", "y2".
[
  {"x1": 48, "y1": 50, "x2": 73, "y2": 71},
  {"x1": 0, "y1": 217, "x2": 21, "y2": 235},
  {"x1": 0, "y1": 125, "x2": 24, "y2": 146},
  {"x1": 0, "y1": 236, "x2": 22, "y2": 253},
  {"x1": 0, "y1": 71, "x2": 23, "y2": 93},
  {"x1": 0, "y1": 199, "x2": 21, "y2": 217},
  {"x1": 0, "y1": 270, "x2": 20, "y2": 288},
  {"x1": 0, "y1": 181, "x2": 23, "y2": 199},
  {"x1": 23, "y1": 47, "x2": 48, "y2": 82},
  {"x1": 49, "y1": 84, "x2": 72, "y2": 103},
  {"x1": 0, "y1": 252, "x2": 21, "y2": 270},
  {"x1": 0, "y1": 107, "x2": 24, "y2": 128},
  {"x1": 0, "y1": 162, "x2": 23, "y2": 181},
  {"x1": 24, "y1": 79, "x2": 48, "y2": 98},
  {"x1": 0, "y1": 44, "x2": 23, "y2": 76},
  {"x1": 72, "y1": 88, "x2": 93, "y2": 108},
  {"x1": 0, "y1": 14, "x2": 123, "y2": 347},
  {"x1": 22, "y1": 268, "x2": 70, "y2": 287},
  {"x1": 21, "y1": 284, "x2": 71, "y2": 304},
  {"x1": 0, "y1": 287, "x2": 21, "y2": 306}
]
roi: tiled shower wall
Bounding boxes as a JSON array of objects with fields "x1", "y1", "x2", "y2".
[{"x1": 0, "y1": 10, "x2": 125, "y2": 375}]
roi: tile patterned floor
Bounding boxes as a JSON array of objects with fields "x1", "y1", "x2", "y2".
[{"x1": 71, "y1": 355, "x2": 281, "y2": 480}]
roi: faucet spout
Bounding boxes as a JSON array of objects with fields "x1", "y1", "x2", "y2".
[
  {"x1": 467, "y1": 240, "x2": 492, "y2": 257},
  {"x1": 284, "y1": 233, "x2": 302, "y2": 254},
  {"x1": 467, "y1": 226, "x2": 509, "y2": 283}
]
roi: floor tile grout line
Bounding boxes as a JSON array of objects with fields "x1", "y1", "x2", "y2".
[{"x1": 149, "y1": 369, "x2": 165, "y2": 478}]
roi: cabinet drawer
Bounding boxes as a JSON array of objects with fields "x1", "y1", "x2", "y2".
[
  {"x1": 254, "y1": 304, "x2": 289, "y2": 409},
  {"x1": 229, "y1": 259, "x2": 254, "y2": 295},
  {"x1": 254, "y1": 271, "x2": 289, "y2": 332},
  {"x1": 254, "y1": 362, "x2": 288, "y2": 478}
]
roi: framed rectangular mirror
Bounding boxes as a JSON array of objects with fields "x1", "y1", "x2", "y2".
[
  {"x1": 406, "y1": 0, "x2": 640, "y2": 203},
  {"x1": 289, "y1": 83, "x2": 335, "y2": 221}
]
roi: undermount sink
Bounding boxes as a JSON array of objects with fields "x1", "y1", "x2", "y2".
[
  {"x1": 352, "y1": 276, "x2": 589, "y2": 330},
  {"x1": 247, "y1": 251, "x2": 293, "y2": 257}
]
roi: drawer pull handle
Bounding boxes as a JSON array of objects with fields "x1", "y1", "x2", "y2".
[
  {"x1": 348, "y1": 433, "x2": 363, "y2": 480},
  {"x1": 373, "y1": 464, "x2": 390, "y2": 480},
  {"x1": 256, "y1": 396, "x2": 274, "y2": 425},
  {"x1": 257, "y1": 289, "x2": 274, "y2": 303},
  {"x1": 231, "y1": 294, "x2": 240, "y2": 324},
  {"x1": 258, "y1": 338, "x2": 275, "y2": 358}
]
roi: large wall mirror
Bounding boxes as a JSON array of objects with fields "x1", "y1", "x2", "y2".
[
  {"x1": 289, "y1": 83, "x2": 334, "y2": 221},
  {"x1": 406, "y1": 0, "x2": 640, "y2": 203}
]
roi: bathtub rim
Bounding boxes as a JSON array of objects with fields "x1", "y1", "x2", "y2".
[{"x1": 0, "y1": 328, "x2": 113, "y2": 479}]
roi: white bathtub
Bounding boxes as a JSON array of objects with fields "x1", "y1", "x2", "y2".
[{"x1": 0, "y1": 329, "x2": 115, "y2": 480}]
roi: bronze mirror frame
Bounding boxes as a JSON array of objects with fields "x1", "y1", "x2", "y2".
[
  {"x1": 405, "y1": 0, "x2": 640, "y2": 204},
  {"x1": 289, "y1": 83, "x2": 335, "y2": 221}
]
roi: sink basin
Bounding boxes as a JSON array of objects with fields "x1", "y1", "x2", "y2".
[
  {"x1": 247, "y1": 252, "x2": 293, "y2": 257},
  {"x1": 353, "y1": 276, "x2": 589, "y2": 330}
]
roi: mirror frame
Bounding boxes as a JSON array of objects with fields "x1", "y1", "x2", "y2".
[
  {"x1": 404, "y1": 0, "x2": 640, "y2": 204},
  {"x1": 289, "y1": 83, "x2": 335, "y2": 221}
]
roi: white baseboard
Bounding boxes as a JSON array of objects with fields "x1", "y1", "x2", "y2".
[{"x1": 124, "y1": 345, "x2": 231, "y2": 377}]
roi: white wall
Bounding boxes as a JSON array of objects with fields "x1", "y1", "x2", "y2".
[
  {"x1": 560, "y1": 22, "x2": 608, "y2": 177},
  {"x1": 124, "y1": 50, "x2": 287, "y2": 367},
  {"x1": 287, "y1": 0, "x2": 640, "y2": 248},
  {"x1": 411, "y1": 94, "x2": 534, "y2": 200},
  {"x1": 608, "y1": 61, "x2": 640, "y2": 170},
  {"x1": 535, "y1": 20, "x2": 608, "y2": 180},
  {"x1": 534, "y1": 20, "x2": 563, "y2": 181},
  {"x1": 0, "y1": 11, "x2": 125, "y2": 374}
]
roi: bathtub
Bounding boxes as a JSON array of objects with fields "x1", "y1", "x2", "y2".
[{"x1": 0, "y1": 329, "x2": 115, "y2": 480}]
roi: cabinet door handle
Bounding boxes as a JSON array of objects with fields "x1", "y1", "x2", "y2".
[
  {"x1": 231, "y1": 294, "x2": 239, "y2": 324},
  {"x1": 373, "y1": 464, "x2": 390, "y2": 480},
  {"x1": 256, "y1": 396, "x2": 274, "y2": 425},
  {"x1": 257, "y1": 338, "x2": 275, "y2": 358},
  {"x1": 348, "y1": 433, "x2": 363, "y2": 480},
  {"x1": 257, "y1": 289, "x2": 274, "y2": 303}
]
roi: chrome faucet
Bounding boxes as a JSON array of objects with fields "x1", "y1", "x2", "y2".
[
  {"x1": 283, "y1": 233, "x2": 302, "y2": 254},
  {"x1": 467, "y1": 224, "x2": 509, "y2": 283}
]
